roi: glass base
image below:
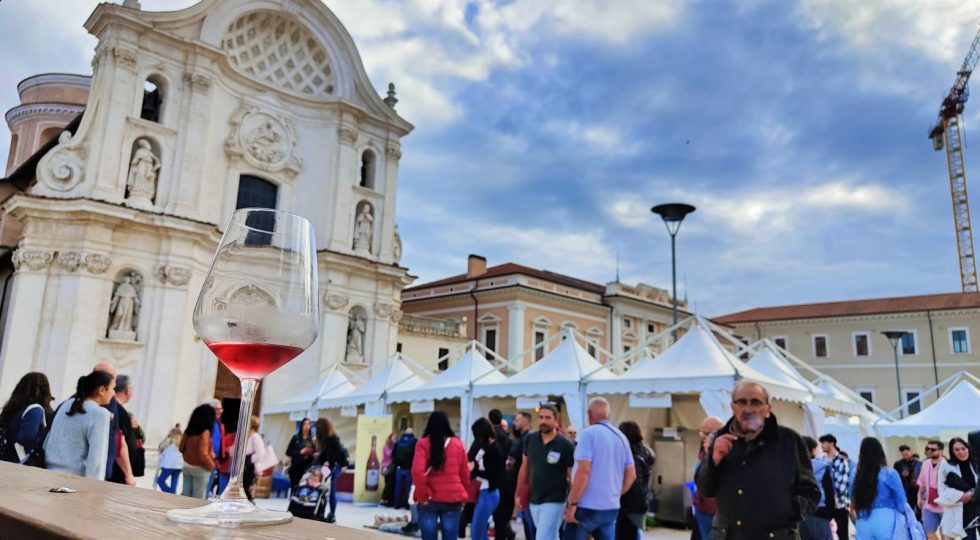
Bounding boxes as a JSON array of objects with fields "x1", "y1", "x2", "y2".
[{"x1": 166, "y1": 500, "x2": 292, "y2": 527}]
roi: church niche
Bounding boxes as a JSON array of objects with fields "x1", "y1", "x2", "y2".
[
  {"x1": 345, "y1": 306, "x2": 367, "y2": 364},
  {"x1": 125, "y1": 137, "x2": 161, "y2": 208},
  {"x1": 352, "y1": 201, "x2": 374, "y2": 256},
  {"x1": 107, "y1": 270, "x2": 143, "y2": 341}
]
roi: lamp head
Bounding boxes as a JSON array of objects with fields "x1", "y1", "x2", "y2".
[
  {"x1": 651, "y1": 203, "x2": 696, "y2": 236},
  {"x1": 882, "y1": 330, "x2": 908, "y2": 349}
]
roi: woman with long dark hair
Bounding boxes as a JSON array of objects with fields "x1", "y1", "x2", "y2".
[
  {"x1": 286, "y1": 417, "x2": 315, "y2": 491},
  {"x1": 43, "y1": 371, "x2": 113, "y2": 479},
  {"x1": 0, "y1": 372, "x2": 54, "y2": 465},
  {"x1": 469, "y1": 417, "x2": 504, "y2": 540},
  {"x1": 314, "y1": 417, "x2": 346, "y2": 523},
  {"x1": 616, "y1": 420, "x2": 655, "y2": 540},
  {"x1": 412, "y1": 411, "x2": 471, "y2": 539},
  {"x1": 179, "y1": 404, "x2": 217, "y2": 499},
  {"x1": 850, "y1": 437, "x2": 906, "y2": 539},
  {"x1": 940, "y1": 437, "x2": 978, "y2": 539}
]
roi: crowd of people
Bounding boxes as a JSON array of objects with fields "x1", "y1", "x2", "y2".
[
  {"x1": 694, "y1": 380, "x2": 980, "y2": 540},
  {"x1": 0, "y1": 365, "x2": 270, "y2": 502}
]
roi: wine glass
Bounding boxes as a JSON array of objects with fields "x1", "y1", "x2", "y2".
[{"x1": 167, "y1": 208, "x2": 319, "y2": 527}]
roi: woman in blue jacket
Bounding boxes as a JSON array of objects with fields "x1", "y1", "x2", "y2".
[
  {"x1": 0, "y1": 372, "x2": 54, "y2": 464},
  {"x1": 850, "y1": 437, "x2": 907, "y2": 540}
]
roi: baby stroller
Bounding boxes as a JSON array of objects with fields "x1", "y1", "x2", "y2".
[{"x1": 288, "y1": 465, "x2": 332, "y2": 522}]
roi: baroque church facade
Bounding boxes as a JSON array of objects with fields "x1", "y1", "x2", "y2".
[{"x1": 0, "y1": 0, "x2": 413, "y2": 442}]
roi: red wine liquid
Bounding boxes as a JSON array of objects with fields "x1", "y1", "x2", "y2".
[{"x1": 206, "y1": 342, "x2": 305, "y2": 379}]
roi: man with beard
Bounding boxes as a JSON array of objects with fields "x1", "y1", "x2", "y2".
[
  {"x1": 893, "y1": 445, "x2": 920, "y2": 518},
  {"x1": 516, "y1": 403, "x2": 575, "y2": 540},
  {"x1": 696, "y1": 381, "x2": 819, "y2": 540}
]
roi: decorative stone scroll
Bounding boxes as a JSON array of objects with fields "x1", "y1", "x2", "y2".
[
  {"x1": 157, "y1": 265, "x2": 191, "y2": 286},
  {"x1": 84, "y1": 253, "x2": 111, "y2": 274},
  {"x1": 37, "y1": 132, "x2": 85, "y2": 192},
  {"x1": 324, "y1": 293, "x2": 350, "y2": 312},
  {"x1": 12, "y1": 249, "x2": 54, "y2": 272},
  {"x1": 225, "y1": 105, "x2": 302, "y2": 177},
  {"x1": 57, "y1": 251, "x2": 84, "y2": 272},
  {"x1": 374, "y1": 303, "x2": 393, "y2": 320}
]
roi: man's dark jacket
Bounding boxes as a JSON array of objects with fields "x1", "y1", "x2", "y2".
[{"x1": 695, "y1": 413, "x2": 819, "y2": 540}]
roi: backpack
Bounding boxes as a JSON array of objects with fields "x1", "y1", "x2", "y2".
[
  {"x1": 0, "y1": 404, "x2": 49, "y2": 468},
  {"x1": 393, "y1": 437, "x2": 416, "y2": 468}
]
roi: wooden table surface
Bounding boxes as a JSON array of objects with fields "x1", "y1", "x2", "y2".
[{"x1": 0, "y1": 461, "x2": 386, "y2": 539}]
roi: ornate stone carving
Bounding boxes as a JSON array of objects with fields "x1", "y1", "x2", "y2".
[
  {"x1": 339, "y1": 126, "x2": 358, "y2": 146},
  {"x1": 391, "y1": 309, "x2": 403, "y2": 323},
  {"x1": 125, "y1": 138, "x2": 160, "y2": 209},
  {"x1": 353, "y1": 203, "x2": 374, "y2": 256},
  {"x1": 374, "y1": 303, "x2": 393, "y2": 320},
  {"x1": 345, "y1": 310, "x2": 366, "y2": 364},
  {"x1": 84, "y1": 253, "x2": 111, "y2": 274},
  {"x1": 225, "y1": 105, "x2": 302, "y2": 176},
  {"x1": 57, "y1": 251, "x2": 84, "y2": 272},
  {"x1": 220, "y1": 12, "x2": 336, "y2": 96},
  {"x1": 37, "y1": 132, "x2": 85, "y2": 192},
  {"x1": 108, "y1": 271, "x2": 142, "y2": 341},
  {"x1": 229, "y1": 285, "x2": 276, "y2": 306},
  {"x1": 157, "y1": 265, "x2": 191, "y2": 286},
  {"x1": 113, "y1": 46, "x2": 138, "y2": 70},
  {"x1": 386, "y1": 142, "x2": 402, "y2": 162},
  {"x1": 324, "y1": 293, "x2": 350, "y2": 311},
  {"x1": 182, "y1": 72, "x2": 212, "y2": 93},
  {"x1": 393, "y1": 226, "x2": 403, "y2": 264},
  {"x1": 12, "y1": 249, "x2": 54, "y2": 272}
]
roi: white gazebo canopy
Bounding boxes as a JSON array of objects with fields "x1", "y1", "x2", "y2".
[
  {"x1": 320, "y1": 353, "x2": 431, "y2": 411},
  {"x1": 587, "y1": 322, "x2": 810, "y2": 405},
  {"x1": 263, "y1": 365, "x2": 357, "y2": 415},
  {"x1": 472, "y1": 333, "x2": 614, "y2": 430},
  {"x1": 388, "y1": 347, "x2": 505, "y2": 404},
  {"x1": 878, "y1": 374, "x2": 980, "y2": 437}
]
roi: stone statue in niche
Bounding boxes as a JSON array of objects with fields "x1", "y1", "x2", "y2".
[
  {"x1": 353, "y1": 205, "x2": 374, "y2": 255},
  {"x1": 108, "y1": 272, "x2": 142, "y2": 340},
  {"x1": 126, "y1": 138, "x2": 160, "y2": 208},
  {"x1": 345, "y1": 311, "x2": 366, "y2": 364},
  {"x1": 393, "y1": 226, "x2": 403, "y2": 264}
]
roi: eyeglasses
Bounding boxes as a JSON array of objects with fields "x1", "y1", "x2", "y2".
[
  {"x1": 732, "y1": 398, "x2": 767, "y2": 408},
  {"x1": 925, "y1": 447, "x2": 939, "y2": 452}
]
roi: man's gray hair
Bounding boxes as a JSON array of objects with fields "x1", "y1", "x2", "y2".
[
  {"x1": 732, "y1": 380, "x2": 770, "y2": 403},
  {"x1": 588, "y1": 397, "x2": 611, "y2": 419}
]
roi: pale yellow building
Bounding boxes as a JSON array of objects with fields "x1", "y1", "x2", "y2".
[
  {"x1": 400, "y1": 255, "x2": 686, "y2": 370},
  {"x1": 716, "y1": 292, "x2": 980, "y2": 415}
]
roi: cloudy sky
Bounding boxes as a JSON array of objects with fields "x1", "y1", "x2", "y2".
[{"x1": 3, "y1": 1, "x2": 980, "y2": 316}]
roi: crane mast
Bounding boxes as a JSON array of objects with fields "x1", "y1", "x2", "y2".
[{"x1": 930, "y1": 25, "x2": 980, "y2": 292}]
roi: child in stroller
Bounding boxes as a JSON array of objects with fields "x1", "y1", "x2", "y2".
[{"x1": 288, "y1": 466, "x2": 332, "y2": 521}]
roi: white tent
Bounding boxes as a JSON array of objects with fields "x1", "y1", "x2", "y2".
[
  {"x1": 320, "y1": 354, "x2": 431, "y2": 414},
  {"x1": 878, "y1": 377, "x2": 980, "y2": 437},
  {"x1": 472, "y1": 334, "x2": 614, "y2": 430},
  {"x1": 587, "y1": 323, "x2": 811, "y2": 419},
  {"x1": 263, "y1": 365, "x2": 357, "y2": 415},
  {"x1": 388, "y1": 346, "x2": 506, "y2": 444},
  {"x1": 747, "y1": 345, "x2": 868, "y2": 418}
]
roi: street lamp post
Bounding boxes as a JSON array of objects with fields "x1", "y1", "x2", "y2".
[
  {"x1": 651, "y1": 203, "x2": 696, "y2": 342},
  {"x1": 882, "y1": 331, "x2": 909, "y2": 419}
]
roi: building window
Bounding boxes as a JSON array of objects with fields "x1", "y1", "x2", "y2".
[
  {"x1": 856, "y1": 387, "x2": 876, "y2": 412},
  {"x1": 773, "y1": 336, "x2": 788, "y2": 350},
  {"x1": 360, "y1": 149, "x2": 376, "y2": 189},
  {"x1": 904, "y1": 388, "x2": 922, "y2": 415},
  {"x1": 236, "y1": 175, "x2": 278, "y2": 245},
  {"x1": 900, "y1": 331, "x2": 917, "y2": 355},
  {"x1": 853, "y1": 332, "x2": 870, "y2": 357},
  {"x1": 623, "y1": 318, "x2": 632, "y2": 329},
  {"x1": 812, "y1": 335, "x2": 828, "y2": 358},
  {"x1": 951, "y1": 328, "x2": 970, "y2": 354},
  {"x1": 141, "y1": 76, "x2": 165, "y2": 123},
  {"x1": 396, "y1": 342, "x2": 402, "y2": 353},
  {"x1": 437, "y1": 348, "x2": 449, "y2": 371},
  {"x1": 587, "y1": 341, "x2": 597, "y2": 358},
  {"x1": 483, "y1": 328, "x2": 498, "y2": 353},
  {"x1": 624, "y1": 345, "x2": 631, "y2": 354},
  {"x1": 647, "y1": 322, "x2": 656, "y2": 334},
  {"x1": 534, "y1": 331, "x2": 546, "y2": 362}
]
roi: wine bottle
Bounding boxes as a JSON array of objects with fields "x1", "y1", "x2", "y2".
[{"x1": 366, "y1": 435, "x2": 380, "y2": 491}]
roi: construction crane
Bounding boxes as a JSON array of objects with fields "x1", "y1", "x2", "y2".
[{"x1": 930, "y1": 25, "x2": 980, "y2": 292}]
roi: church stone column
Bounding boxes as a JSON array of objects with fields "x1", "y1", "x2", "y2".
[
  {"x1": 507, "y1": 303, "x2": 526, "y2": 361},
  {"x1": 0, "y1": 249, "x2": 54, "y2": 399},
  {"x1": 378, "y1": 142, "x2": 401, "y2": 262},
  {"x1": 329, "y1": 124, "x2": 359, "y2": 253},
  {"x1": 370, "y1": 302, "x2": 395, "y2": 376},
  {"x1": 610, "y1": 306, "x2": 623, "y2": 357}
]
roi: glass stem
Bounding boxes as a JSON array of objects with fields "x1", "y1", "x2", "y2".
[{"x1": 221, "y1": 378, "x2": 259, "y2": 503}]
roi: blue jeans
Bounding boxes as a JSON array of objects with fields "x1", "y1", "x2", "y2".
[
  {"x1": 855, "y1": 507, "x2": 896, "y2": 540},
  {"x1": 395, "y1": 467, "x2": 412, "y2": 507},
  {"x1": 329, "y1": 464, "x2": 340, "y2": 516},
  {"x1": 800, "y1": 515, "x2": 832, "y2": 540},
  {"x1": 418, "y1": 501, "x2": 463, "y2": 540},
  {"x1": 693, "y1": 507, "x2": 714, "y2": 540},
  {"x1": 519, "y1": 508, "x2": 536, "y2": 540},
  {"x1": 563, "y1": 507, "x2": 618, "y2": 540},
  {"x1": 218, "y1": 472, "x2": 229, "y2": 495},
  {"x1": 472, "y1": 489, "x2": 500, "y2": 540},
  {"x1": 157, "y1": 468, "x2": 181, "y2": 494},
  {"x1": 530, "y1": 502, "x2": 565, "y2": 540}
]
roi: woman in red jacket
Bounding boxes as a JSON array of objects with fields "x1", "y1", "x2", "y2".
[{"x1": 412, "y1": 411, "x2": 471, "y2": 539}]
